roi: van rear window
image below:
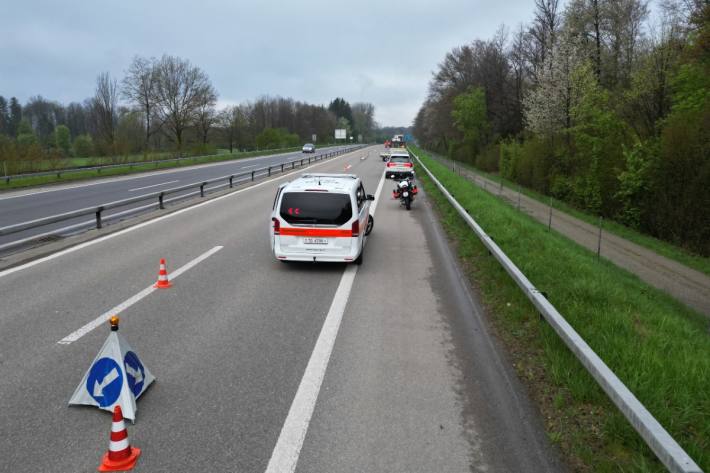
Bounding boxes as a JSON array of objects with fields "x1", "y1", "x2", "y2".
[
  {"x1": 390, "y1": 156, "x2": 410, "y2": 163},
  {"x1": 280, "y1": 192, "x2": 352, "y2": 225}
]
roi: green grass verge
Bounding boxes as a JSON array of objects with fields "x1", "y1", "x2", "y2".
[
  {"x1": 418, "y1": 147, "x2": 710, "y2": 278},
  {"x1": 0, "y1": 147, "x2": 302, "y2": 190},
  {"x1": 414, "y1": 148, "x2": 709, "y2": 472}
]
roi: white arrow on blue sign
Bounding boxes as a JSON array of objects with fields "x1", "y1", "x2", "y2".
[{"x1": 69, "y1": 330, "x2": 155, "y2": 421}]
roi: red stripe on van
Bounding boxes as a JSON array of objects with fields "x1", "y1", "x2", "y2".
[{"x1": 279, "y1": 227, "x2": 352, "y2": 237}]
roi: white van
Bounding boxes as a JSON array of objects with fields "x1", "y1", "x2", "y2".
[{"x1": 270, "y1": 174, "x2": 375, "y2": 264}]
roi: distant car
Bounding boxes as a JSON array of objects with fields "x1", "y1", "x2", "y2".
[
  {"x1": 385, "y1": 150, "x2": 414, "y2": 179},
  {"x1": 302, "y1": 143, "x2": 316, "y2": 153},
  {"x1": 270, "y1": 173, "x2": 375, "y2": 264}
]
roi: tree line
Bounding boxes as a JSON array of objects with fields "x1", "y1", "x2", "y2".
[
  {"x1": 0, "y1": 54, "x2": 377, "y2": 166},
  {"x1": 414, "y1": 0, "x2": 709, "y2": 256}
]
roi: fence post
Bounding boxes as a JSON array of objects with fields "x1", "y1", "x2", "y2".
[
  {"x1": 597, "y1": 216, "x2": 603, "y2": 258},
  {"x1": 95, "y1": 207, "x2": 103, "y2": 229},
  {"x1": 159, "y1": 193, "x2": 165, "y2": 209},
  {"x1": 517, "y1": 185, "x2": 521, "y2": 210}
]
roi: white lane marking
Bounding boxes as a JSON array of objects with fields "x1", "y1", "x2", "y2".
[
  {"x1": 243, "y1": 165, "x2": 258, "y2": 169},
  {"x1": 0, "y1": 149, "x2": 362, "y2": 280},
  {"x1": 128, "y1": 180, "x2": 179, "y2": 192},
  {"x1": 265, "y1": 169, "x2": 385, "y2": 473},
  {"x1": 57, "y1": 246, "x2": 223, "y2": 344}
]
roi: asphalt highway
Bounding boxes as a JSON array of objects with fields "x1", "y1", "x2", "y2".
[
  {"x1": 0, "y1": 146, "x2": 563, "y2": 472},
  {"x1": 0, "y1": 145, "x2": 357, "y2": 252}
]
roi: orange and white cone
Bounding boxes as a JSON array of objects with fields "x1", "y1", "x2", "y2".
[
  {"x1": 154, "y1": 258, "x2": 172, "y2": 289},
  {"x1": 98, "y1": 405, "x2": 141, "y2": 472}
]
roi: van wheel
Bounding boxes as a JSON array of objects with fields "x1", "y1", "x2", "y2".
[{"x1": 365, "y1": 215, "x2": 374, "y2": 236}]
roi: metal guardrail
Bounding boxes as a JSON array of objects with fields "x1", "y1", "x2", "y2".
[
  {"x1": 0, "y1": 146, "x2": 366, "y2": 252},
  {"x1": 1, "y1": 145, "x2": 318, "y2": 183},
  {"x1": 411, "y1": 150, "x2": 702, "y2": 473}
]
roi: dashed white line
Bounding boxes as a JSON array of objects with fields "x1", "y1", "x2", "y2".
[
  {"x1": 264, "y1": 170, "x2": 385, "y2": 473},
  {"x1": 128, "y1": 180, "x2": 179, "y2": 192},
  {"x1": 57, "y1": 246, "x2": 223, "y2": 344}
]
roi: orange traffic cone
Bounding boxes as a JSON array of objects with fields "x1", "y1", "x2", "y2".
[
  {"x1": 154, "y1": 258, "x2": 172, "y2": 289},
  {"x1": 98, "y1": 405, "x2": 141, "y2": 472}
]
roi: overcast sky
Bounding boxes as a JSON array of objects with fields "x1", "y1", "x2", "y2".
[{"x1": 1, "y1": 1, "x2": 548, "y2": 126}]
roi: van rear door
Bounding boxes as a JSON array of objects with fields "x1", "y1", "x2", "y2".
[{"x1": 277, "y1": 192, "x2": 354, "y2": 255}]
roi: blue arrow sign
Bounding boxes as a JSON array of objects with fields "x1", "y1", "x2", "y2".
[
  {"x1": 124, "y1": 351, "x2": 146, "y2": 397},
  {"x1": 86, "y1": 357, "x2": 123, "y2": 407}
]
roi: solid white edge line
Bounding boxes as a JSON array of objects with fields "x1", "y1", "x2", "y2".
[
  {"x1": 57, "y1": 246, "x2": 223, "y2": 344},
  {"x1": 128, "y1": 180, "x2": 179, "y2": 192},
  {"x1": 0, "y1": 149, "x2": 363, "y2": 280},
  {"x1": 264, "y1": 169, "x2": 385, "y2": 473}
]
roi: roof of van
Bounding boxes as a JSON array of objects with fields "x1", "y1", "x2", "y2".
[
  {"x1": 284, "y1": 173, "x2": 359, "y2": 193},
  {"x1": 389, "y1": 149, "x2": 410, "y2": 157}
]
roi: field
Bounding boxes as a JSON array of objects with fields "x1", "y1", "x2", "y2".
[{"x1": 415, "y1": 148, "x2": 709, "y2": 472}]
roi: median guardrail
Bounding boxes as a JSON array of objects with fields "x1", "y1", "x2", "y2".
[
  {"x1": 411, "y1": 149, "x2": 702, "y2": 473},
  {"x1": 0, "y1": 145, "x2": 366, "y2": 253}
]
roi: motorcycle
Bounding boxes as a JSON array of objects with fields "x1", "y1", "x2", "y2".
[{"x1": 391, "y1": 178, "x2": 418, "y2": 210}]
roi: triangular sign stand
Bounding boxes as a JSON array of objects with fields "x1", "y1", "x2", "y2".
[{"x1": 69, "y1": 316, "x2": 155, "y2": 422}]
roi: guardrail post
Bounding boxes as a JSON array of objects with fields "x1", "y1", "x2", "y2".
[
  {"x1": 200, "y1": 183, "x2": 205, "y2": 197},
  {"x1": 229, "y1": 176, "x2": 234, "y2": 188},
  {"x1": 95, "y1": 207, "x2": 103, "y2": 229},
  {"x1": 251, "y1": 171, "x2": 255, "y2": 181},
  {"x1": 159, "y1": 192, "x2": 165, "y2": 209},
  {"x1": 301, "y1": 159, "x2": 304, "y2": 166},
  {"x1": 268, "y1": 167, "x2": 271, "y2": 177},
  {"x1": 281, "y1": 164, "x2": 284, "y2": 173},
  {"x1": 292, "y1": 161, "x2": 295, "y2": 169}
]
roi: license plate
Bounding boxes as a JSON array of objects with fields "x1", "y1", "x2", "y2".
[{"x1": 304, "y1": 237, "x2": 328, "y2": 245}]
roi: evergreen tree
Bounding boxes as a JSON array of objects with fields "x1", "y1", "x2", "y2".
[
  {"x1": 0, "y1": 96, "x2": 8, "y2": 135},
  {"x1": 9, "y1": 97, "x2": 22, "y2": 137}
]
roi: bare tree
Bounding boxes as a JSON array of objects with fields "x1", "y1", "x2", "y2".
[
  {"x1": 122, "y1": 56, "x2": 159, "y2": 149},
  {"x1": 91, "y1": 72, "x2": 118, "y2": 147},
  {"x1": 195, "y1": 93, "x2": 218, "y2": 145},
  {"x1": 152, "y1": 55, "x2": 215, "y2": 151}
]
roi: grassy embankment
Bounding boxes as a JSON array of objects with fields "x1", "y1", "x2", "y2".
[
  {"x1": 0, "y1": 147, "x2": 302, "y2": 190},
  {"x1": 426, "y1": 150, "x2": 710, "y2": 278},
  {"x1": 413, "y1": 146, "x2": 709, "y2": 472}
]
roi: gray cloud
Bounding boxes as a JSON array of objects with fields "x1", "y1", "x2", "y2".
[{"x1": 1, "y1": 0, "x2": 540, "y2": 126}]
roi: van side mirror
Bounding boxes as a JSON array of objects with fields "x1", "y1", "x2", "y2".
[{"x1": 366, "y1": 194, "x2": 375, "y2": 200}]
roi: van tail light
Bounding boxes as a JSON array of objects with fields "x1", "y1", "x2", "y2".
[
  {"x1": 387, "y1": 162, "x2": 394, "y2": 167},
  {"x1": 272, "y1": 217, "x2": 280, "y2": 235},
  {"x1": 404, "y1": 163, "x2": 413, "y2": 167},
  {"x1": 351, "y1": 220, "x2": 360, "y2": 237}
]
